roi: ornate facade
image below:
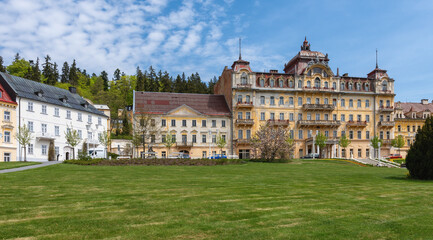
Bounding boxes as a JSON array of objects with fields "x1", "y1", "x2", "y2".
[{"x1": 215, "y1": 38, "x2": 396, "y2": 159}]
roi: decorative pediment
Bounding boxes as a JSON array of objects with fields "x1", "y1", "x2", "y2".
[{"x1": 167, "y1": 104, "x2": 202, "y2": 116}]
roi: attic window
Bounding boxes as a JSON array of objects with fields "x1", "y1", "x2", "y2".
[
  {"x1": 35, "y1": 90, "x2": 44, "y2": 97},
  {"x1": 81, "y1": 102, "x2": 89, "y2": 108},
  {"x1": 60, "y1": 96, "x2": 68, "y2": 103}
]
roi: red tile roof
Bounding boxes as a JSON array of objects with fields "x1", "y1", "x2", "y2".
[
  {"x1": 134, "y1": 92, "x2": 231, "y2": 116},
  {"x1": 399, "y1": 102, "x2": 433, "y2": 113}
]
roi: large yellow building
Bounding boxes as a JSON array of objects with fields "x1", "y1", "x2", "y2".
[
  {"x1": 215, "y1": 38, "x2": 396, "y2": 159},
  {"x1": 0, "y1": 83, "x2": 17, "y2": 162}
]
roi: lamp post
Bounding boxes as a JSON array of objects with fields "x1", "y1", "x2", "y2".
[{"x1": 208, "y1": 130, "x2": 212, "y2": 159}]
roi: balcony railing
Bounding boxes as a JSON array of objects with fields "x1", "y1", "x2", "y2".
[
  {"x1": 267, "y1": 119, "x2": 290, "y2": 127},
  {"x1": 346, "y1": 120, "x2": 368, "y2": 127},
  {"x1": 303, "y1": 87, "x2": 336, "y2": 92},
  {"x1": 176, "y1": 142, "x2": 194, "y2": 147},
  {"x1": 236, "y1": 101, "x2": 253, "y2": 108},
  {"x1": 379, "y1": 106, "x2": 394, "y2": 112},
  {"x1": 378, "y1": 121, "x2": 395, "y2": 128},
  {"x1": 236, "y1": 83, "x2": 252, "y2": 89},
  {"x1": 298, "y1": 120, "x2": 341, "y2": 127},
  {"x1": 236, "y1": 119, "x2": 254, "y2": 126},
  {"x1": 236, "y1": 139, "x2": 251, "y2": 145},
  {"x1": 302, "y1": 104, "x2": 335, "y2": 111},
  {"x1": 35, "y1": 132, "x2": 56, "y2": 140}
]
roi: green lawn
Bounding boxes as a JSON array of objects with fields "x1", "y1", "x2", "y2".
[
  {"x1": 0, "y1": 160, "x2": 432, "y2": 239},
  {"x1": 0, "y1": 161, "x2": 40, "y2": 170}
]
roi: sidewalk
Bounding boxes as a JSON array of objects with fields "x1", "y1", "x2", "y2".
[{"x1": 0, "y1": 161, "x2": 61, "y2": 174}]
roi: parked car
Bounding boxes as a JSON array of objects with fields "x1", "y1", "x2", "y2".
[
  {"x1": 301, "y1": 153, "x2": 319, "y2": 159},
  {"x1": 179, "y1": 153, "x2": 190, "y2": 159},
  {"x1": 209, "y1": 154, "x2": 227, "y2": 159},
  {"x1": 386, "y1": 154, "x2": 402, "y2": 159}
]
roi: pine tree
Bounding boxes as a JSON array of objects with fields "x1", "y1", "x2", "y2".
[
  {"x1": 14, "y1": 53, "x2": 20, "y2": 62},
  {"x1": 208, "y1": 76, "x2": 217, "y2": 94},
  {"x1": 69, "y1": 59, "x2": 78, "y2": 86},
  {"x1": 31, "y1": 58, "x2": 41, "y2": 82},
  {"x1": 174, "y1": 74, "x2": 183, "y2": 93},
  {"x1": 136, "y1": 67, "x2": 144, "y2": 91},
  {"x1": 43, "y1": 55, "x2": 57, "y2": 85},
  {"x1": 406, "y1": 117, "x2": 433, "y2": 180},
  {"x1": 0, "y1": 56, "x2": 6, "y2": 72},
  {"x1": 61, "y1": 61, "x2": 69, "y2": 83},
  {"x1": 53, "y1": 62, "x2": 59, "y2": 83},
  {"x1": 101, "y1": 70, "x2": 109, "y2": 91},
  {"x1": 114, "y1": 68, "x2": 121, "y2": 81}
]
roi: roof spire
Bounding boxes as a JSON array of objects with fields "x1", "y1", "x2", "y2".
[
  {"x1": 239, "y1": 38, "x2": 242, "y2": 60},
  {"x1": 376, "y1": 48, "x2": 379, "y2": 68},
  {"x1": 301, "y1": 36, "x2": 310, "y2": 51}
]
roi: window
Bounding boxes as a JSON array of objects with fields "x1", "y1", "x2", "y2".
[
  {"x1": 41, "y1": 124, "x2": 47, "y2": 133},
  {"x1": 298, "y1": 130, "x2": 303, "y2": 139},
  {"x1": 279, "y1": 97, "x2": 284, "y2": 105},
  {"x1": 382, "y1": 80, "x2": 388, "y2": 91},
  {"x1": 28, "y1": 102, "x2": 33, "y2": 111},
  {"x1": 341, "y1": 114, "x2": 346, "y2": 122},
  {"x1": 386, "y1": 100, "x2": 390, "y2": 107},
  {"x1": 348, "y1": 83, "x2": 353, "y2": 90},
  {"x1": 270, "y1": 96, "x2": 275, "y2": 105},
  {"x1": 221, "y1": 120, "x2": 226, "y2": 127},
  {"x1": 349, "y1": 131, "x2": 353, "y2": 139},
  {"x1": 279, "y1": 79, "x2": 284, "y2": 87},
  {"x1": 307, "y1": 81, "x2": 311, "y2": 88},
  {"x1": 270, "y1": 79, "x2": 274, "y2": 87},
  {"x1": 298, "y1": 80, "x2": 302, "y2": 88},
  {"x1": 162, "y1": 151, "x2": 166, "y2": 158},
  {"x1": 212, "y1": 135, "x2": 216, "y2": 143},
  {"x1": 55, "y1": 126, "x2": 60, "y2": 136},
  {"x1": 289, "y1": 130, "x2": 294, "y2": 139},
  {"x1": 298, "y1": 97, "x2": 303, "y2": 106},
  {"x1": 386, "y1": 131, "x2": 390, "y2": 139},
  {"x1": 314, "y1": 78, "x2": 320, "y2": 88},
  {"x1": 260, "y1": 96, "x2": 265, "y2": 105},
  {"x1": 307, "y1": 113, "x2": 312, "y2": 120},
  {"x1": 407, "y1": 126, "x2": 410, "y2": 132},
  {"x1": 241, "y1": 73, "x2": 247, "y2": 85},
  {"x1": 28, "y1": 121, "x2": 33, "y2": 132},
  {"x1": 270, "y1": 113, "x2": 275, "y2": 120},
  {"x1": 398, "y1": 125, "x2": 401, "y2": 132},
  {"x1": 28, "y1": 144, "x2": 33, "y2": 154},
  {"x1": 4, "y1": 131, "x2": 10, "y2": 143},
  {"x1": 306, "y1": 98, "x2": 311, "y2": 104},
  {"x1": 162, "y1": 119, "x2": 166, "y2": 126},
  {"x1": 332, "y1": 82, "x2": 336, "y2": 90},
  {"x1": 341, "y1": 82, "x2": 345, "y2": 90},
  {"x1": 358, "y1": 149, "x2": 362, "y2": 157},
  {"x1": 333, "y1": 114, "x2": 337, "y2": 121},
  {"x1": 333, "y1": 130, "x2": 337, "y2": 138},
  {"x1": 77, "y1": 112, "x2": 82, "y2": 121},
  {"x1": 66, "y1": 110, "x2": 71, "y2": 119},
  {"x1": 202, "y1": 134, "x2": 207, "y2": 143},
  {"x1": 315, "y1": 98, "x2": 320, "y2": 104},
  {"x1": 246, "y1": 112, "x2": 251, "y2": 119},
  {"x1": 88, "y1": 131, "x2": 92, "y2": 140},
  {"x1": 357, "y1": 131, "x2": 362, "y2": 139},
  {"x1": 324, "y1": 81, "x2": 329, "y2": 89},
  {"x1": 171, "y1": 119, "x2": 176, "y2": 126},
  {"x1": 4, "y1": 111, "x2": 10, "y2": 121},
  {"x1": 298, "y1": 113, "x2": 302, "y2": 120},
  {"x1": 356, "y1": 83, "x2": 361, "y2": 91},
  {"x1": 260, "y1": 79, "x2": 265, "y2": 87},
  {"x1": 324, "y1": 98, "x2": 329, "y2": 105},
  {"x1": 289, "y1": 113, "x2": 294, "y2": 121},
  {"x1": 260, "y1": 112, "x2": 265, "y2": 121},
  {"x1": 182, "y1": 120, "x2": 187, "y2": 127},
  {"x1": 289, "y1": 80, "x2": 294, "y2": 88},
  {"x1": 357, "y1": 115, "x2": 361, "y2": 122},
  {"x1": 289, "y1": 97, "x2": 294, "y2": 105},
  {"x1": 98, "y1": 117, "x2": 102, "y2": 125},
  {"x1": 172, "y1": 135, "x2": 176, "y2": 142},
  {"x1": 88, "y1": 115, "x2": 92, "y2": 123},
  {"x1": 279, "y1": 113, "x2": 284, "y2": 120},
  {"x1": 42, "y1": 145, "x2": 48, "y2": 155},
  {"x1": 41, "y1": 105, "x2": 47, "y2": 114},
  {"x1": 387, "y1": 115, "x2": 391, "y2": 122},
  {"x1": 380, "y1": 131, "x2": 384, "y2": 139},
  {"x1": 349, "y1": 99, "x2": 353, "y2": 107},
  {"x1": 349, "y1": 114, "x2": 353, "y2": 121},
  {"x1": 412, "y1": 126, "x2": 416, "y2": 132},
  {"x1": 357, "y1": 99, "x2": 361, "y2": 108},
  {"x1": 162, "y1": 135, "x2": 166, "y2": 143},
  {"x1": 366, "y1": 131, "x2": 370, "y2": 140},
  {"x1": 379, "y1": 100, "x2": 384, "y2": 107},
  {"x1": 192, "y1": 120, "x2": 196, "y2": 127},
  {"x1": 202, "y1": 151, "x2": 207, "y2": 158},
  {"x1": 212, "y1": 120, "x2": 216, "y2": 127},
  {"x1": 150, "y1": 135, "x2": 155, "y2": 143},
  {"x1": 365, "y1": 83, "x2": 369, "y2": 91},
  {"x1": 246, "y1": 130, "x2": 251, "y2": 139},
  {"x1": 365, "y1": 100, "x2": 370, "y2": 108},
  {"x1": 366, "y1": 149, "x2": 370, "y2": 158},
  {"x1": 341, "y1": 99, "x2": 345, "y2": 107},
  {"x1": 324, "y1": 114, "x2": 329, "y2": 121},
  {"x1": 3, "y1": 152, "x2": 11, "y2": 162},
  {"x1": 238, "y1": 130, "x2": 243, "y2": 139},
  {"x1": 192, "y1": 135, "x2": 197, "y2": 143},
  {"x1": 237, "y1": 95, "x2": 242, "y2": 103},
  {"x1": 315, "y1": 113, "x2": 320, "y2": 120},
  {"x1": 78, "y1": 130, "x2": 82, "y2": 139},
  {"x1": 246, "y1": 95, "x2": 250, "y2": 103}
]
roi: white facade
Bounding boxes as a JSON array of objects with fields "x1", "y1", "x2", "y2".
[{"x1": 17, "y1": 98, "x2": 108, "y2": 161}]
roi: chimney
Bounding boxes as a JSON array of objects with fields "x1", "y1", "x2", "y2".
[
  {"x1": 336, "y1": 68, "x2": 339, "y2": 76},
  {"x1": 270, "y1": 69, "x2": 278, "y2": 73},
  {"x1": 69, "y1": 87, "x2": 77, "y2": 94},
  {"x1": 421, "y1": 99, "x2": 428, "y2": 105}
]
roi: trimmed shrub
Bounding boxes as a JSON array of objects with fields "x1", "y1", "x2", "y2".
[
  {"x1": 63, "y1": 158, "x2": 245, "y2": 166},
  {"x1": 108, "y1": 152, "x2": 119, "y2": 159},
  {"x1": 247, "y1": 158, "x2": 291, "y2": 163},
  {"x1": 406, "y1": 116, "x2": 433, "y2": 180},
  {"x1": 63, "y1": 158, "x2": 104, "y2": 165}
]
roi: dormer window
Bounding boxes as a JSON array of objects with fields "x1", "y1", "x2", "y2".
[
  {"x1": 382, "y1": 80, "x2": 388, "y2": 91},
  {"x1": 35, "y1": 90, "x2": 44, "y2": 97},
  {"x1": 314, "y1": 78, "x2": 320, "y2": 88},
  {"x1": 270, "y1": 79, "x2": 274, "y2": 87},
  {"x1": 307, "y1": 81, "x2": 311, "y2": 88},
  {"x1": 365, "y1": 83, "x2": 369, "y2": 91},
  {"x1": 59, "y1": 96, "x2": 68, "y2": 103},
  {"x1": 356, "y1": 83, "x2": 361, "y2": 90},
  {"x1": 341, "y1": 82, "x2": 345, "y2": 90},
  {"x1": 241, "y1": 73, "x2": 247, "y2": 85},
  {"x1": 260, "y1": 79, "x2": 264, "y2": 87},
  {"x1": 81, "y1": 102, "x2": 89, "y2": 108},
  {"x1": 348, "y1": 83, "x2": 353, "y2": 90},
  {"x1": 279, "y1": 79, "x2": 284, "y2": 88}
]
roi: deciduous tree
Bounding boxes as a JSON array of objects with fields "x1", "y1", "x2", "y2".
[
  {"x1": 250, "y1": 124, "x2": 295, "y2": 160},
  {"x1": 315, "y1": 132, "x2": 327, "y2": 158},
  {"x1": 65, "y1": 125, "x2": 81, "y2": 159},
  {"x1": 14, "y1": 125, "x2": 33, "y2": 162}
]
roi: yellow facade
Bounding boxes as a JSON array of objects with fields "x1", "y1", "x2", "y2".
[{"x1": 0, "y1": 101, "x2": 17, "y2": 162}]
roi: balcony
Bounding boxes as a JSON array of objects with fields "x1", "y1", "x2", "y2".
[
  {"x1": 378, "y1": 121, "x2": 395, "y2": 128},
  {"x1": 381, "y1": 139, "x2": 392, "y2": 146},
  {"x1": 236, "y1": 119, "x2": 254, "y2": 126},
  {"x1": 236, "y1": 139, "x2": 251, "y2": 145},
  {"x1": 176, "y1": 142, "x2": 194, "y2": 147},
  {"x1": 236, "y1": 101, "x2": 253, "y2": 108},
  {"x1": 303, "y1": 87, "x2": 336, "y2": 92},
  {"x1": 35, "y1": 132, "x2": 56, "y2": 141},
  {"x1": 302, "y1": 104, "x2": 335, "y2": 111},
  {"x1": 298, "y1": 120, "x2": 341, "y2": 127},
  {"x1": 346, "y1": 120, "x2": 368, "y2": 127},
  {"x1": 236, "y1": 83, "x2": 252, "y2": 89},
  {"x1": 267, "y1": 119, "x2": 290, "y2": 127},
  {"x1": 379, "y1": 106, "x2": 394, "y2": 113}
]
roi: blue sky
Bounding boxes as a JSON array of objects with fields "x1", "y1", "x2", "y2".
[{"x1": 0, "y1": 0, "x2": 432, "y2": 101}]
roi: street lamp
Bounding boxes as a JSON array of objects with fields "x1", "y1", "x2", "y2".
[{"x1": 208, "y1": 130, "x2": 212, "y2": 159}]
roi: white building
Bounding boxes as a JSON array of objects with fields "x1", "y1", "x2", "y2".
[{"x1": 0, "y1": 73, "x2": 109, "y2": 161}]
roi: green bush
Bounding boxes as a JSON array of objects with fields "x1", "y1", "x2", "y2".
[
  {"x1": 63, "y1": 158, "x2": 104, "y2": 165},
  {"x1": 406, "y1": 116, "x2": 433, "y2": 180},
  {"x1": 108, "y1": 152, "x2": 119, "y2": 159},
  {"x1": 63, "y1": 158, "x2": 246, "y2": 166},
  {"x1": 246, "y1": 158, "x2": 291, "y2": 163}
]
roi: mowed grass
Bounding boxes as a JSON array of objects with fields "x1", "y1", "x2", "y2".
[
  {"x1": 0, "y1": 161, "x2": 40, "y2": 170},
  {"x1": 0, "y1": 160, "x2": 433, "y2": 239}
]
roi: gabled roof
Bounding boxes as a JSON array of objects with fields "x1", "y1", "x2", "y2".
[
  {"x1": 134, "y1": 92, "x2": 231, "y2": 117},
  {"x1": 0, "y1": 72, "x2": 106, "y2": 117}
]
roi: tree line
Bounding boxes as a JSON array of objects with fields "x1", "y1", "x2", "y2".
[{"x1": 0, "y1": 54, "x2": 218, "y2": 118}]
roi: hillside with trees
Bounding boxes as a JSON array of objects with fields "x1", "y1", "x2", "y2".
[{"x1": 0, "y1": 54, "x2": 218, "y2": 119}]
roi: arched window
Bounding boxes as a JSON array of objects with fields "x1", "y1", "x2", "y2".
[
  {"x1": 382, "y1": 80, "x2": 388, "y2": 91},
  {"x1": 298, "y1": 80, "x2": 303, "y2": 88},
  {"x1": 260, "y1": 79, "x2": 264, "y2": 87},
  {"x1": 307, "y1": 81, "x2": 311, "y2": 88},
  {"x1": 324, "y1": 81, "x2": 329, "y2": 89},
  {"x1": 270, "y1": 96, "x2": 275, "y2": 105},
  {"x1": 307, "y1": 97, "x2": 311, "y2": 104},
  {"x1": 289, "y1": 80, "x2": 294, "y2": 88},
  {"x1": 341, "y1": 82, "x2": 345, "y2": 90},
  {"x1": 307, "y1": 70, "x2": 311, "y2": 76},
  {"x1": 348, "y1": 83, "x2": 353, "y2": 90},
  {"x1": 279, "y1": 79, "x2": 284, "y2": 88},
  {"x1": 365, "y1": 83, "x2": 369, "y2": 91},
  {"x1": 332, "y1": 82, "x2": 336, "y2": 90},
  {"x1": 324, "y1": 98, "x2": 329, "y2": 104},
  {"x1": 356, "y1": 83, "x2": 361, "y2": 90},
  {"x1": 246, "y1": 95, "x2": 250, "y2": 103},
  {"x1": 314, "y1": 78, "x2": 321, "y2": 88},
  {"x1": 298, "y1": 97, "x2": 303, "y2": 106},
  {"x1": 289, "y1": 97, "x2": 294, "y2": 105},
  {"x1": 279, "y1": 97, "x2": 284, "y2": 105},
  {"x1": 315, "y1": 98, "x2": 320, "y2": 104},
  {"x1": 270, "y1": 79, "x2": 275, "y2": 87},
  {"x1": 241, "y1": 73, "x2": 247, "y2": 85},
  {"x1": 386, "y1": 100, "x2": 390, "y2": 107}
]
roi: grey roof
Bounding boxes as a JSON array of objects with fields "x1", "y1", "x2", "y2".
[{"x1": 0, "y1": 72, "x2": 107, "y2": 117}]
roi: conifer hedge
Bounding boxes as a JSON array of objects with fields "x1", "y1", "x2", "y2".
[{"x1": 406, "y1": 117, "x2": 433, "y2": 180}]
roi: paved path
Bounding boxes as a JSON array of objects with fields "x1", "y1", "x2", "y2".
[{"x1": 0, "y1": 161, "x2": 61, "y2": 174}]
